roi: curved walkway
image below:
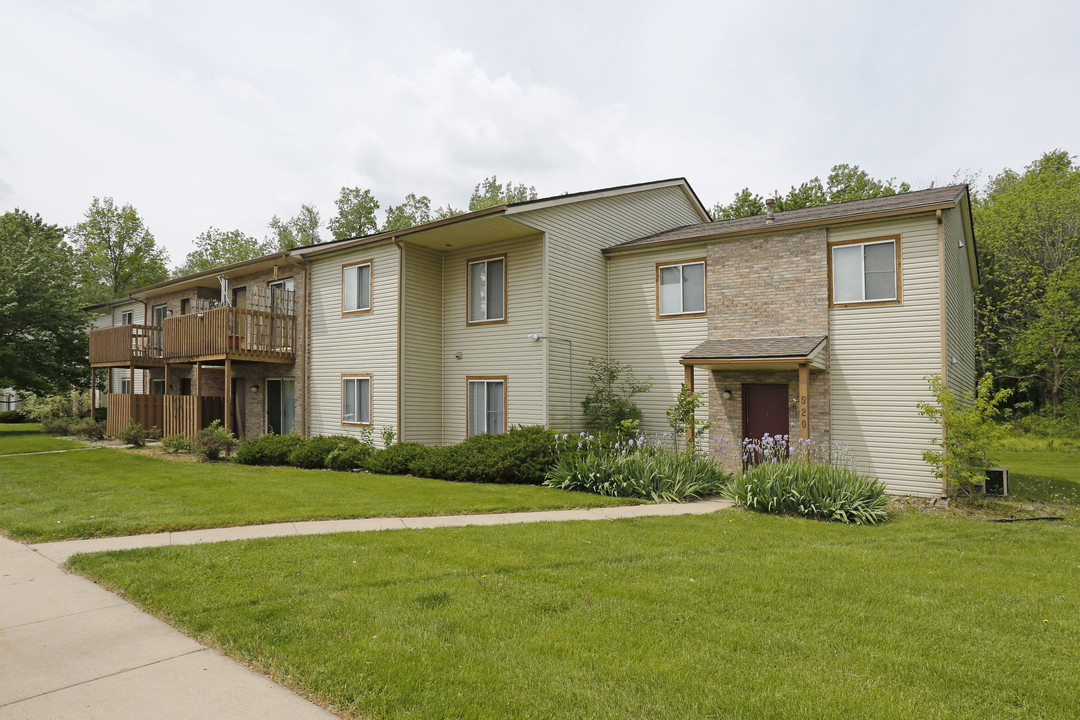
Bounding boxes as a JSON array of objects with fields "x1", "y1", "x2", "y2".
[{"x1": 3, "y1": 499, "x2": 730, "y2": 719}]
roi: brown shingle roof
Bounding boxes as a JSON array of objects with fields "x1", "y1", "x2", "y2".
[
  {"x1": 606, "y1": 184, "x2": 968, "y2": 253},
  {"x1": 682, "y1": 335, "x2": 827, "y2": 361}
]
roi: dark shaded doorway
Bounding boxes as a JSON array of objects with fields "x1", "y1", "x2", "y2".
[{"x1": 743, "y1": 383, "x2": 790, "y2": 462}]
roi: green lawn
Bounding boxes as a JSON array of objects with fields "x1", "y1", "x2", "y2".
[
  {"x1": 0, "y1": 423, "x2": 86, "y2": 455},
  {"x1": 71, "y1": 508, "x2": 1080, "y2": 720},
  {"x1": 0, "y1": 444, "x2": 631, "y2": 543}
]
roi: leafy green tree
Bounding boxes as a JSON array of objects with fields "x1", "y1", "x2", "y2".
[
  {"x1": 581, "y1": 358, "x2": 653, "y2": 432},
  {"x1": 0, "y1": 210, "x2": 89, "y2": 395},
  {"x1": 468, "y1": 176, "x2": 538, "y2": 211},
  {"x1": 713, "y1": 164, "x2": 911, "y2": 219},
  {"x1": 382, "y1": 193, "x2": 432, "y2": 232},
  {"x1": 328, "y1": 187, "x2": 380, "y2": 240},
  {"x1": 433, "y1": 203, "x2": 465, "y2": 221},
  {"x1": 69, "y1": 197, "x2": 169, "y2": 303},
  {"x1": 174, "y1": 228, "x2": 268, "y2": 277},
  {"x1": 268, "y1": 203, "x2": 322, "y2": 250},
  {"x1": 976, "y1": 150, "x2": 1080, "y2": 412}
]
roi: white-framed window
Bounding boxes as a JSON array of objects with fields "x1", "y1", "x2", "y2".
[
  {"x1": 342, "y1": 261, "x2": 372, "y2": 314},
  {"x1": 120, "y1": 378, "x2": 131, "y2": 394},
  {"x1": 150, "y1": 379, "x2": 166, "y2": 395},
  {"x1": 830, "y1": 237, "x2": 899, "y2": 306},
  {"x1": 467, "y1": 255, "x2": 506, "y2": 325},
  {"x1": 342, "y1": 375, "x2": 372, "y2": 425},
  {"x1": 120, "y1": 310, "x2": 133, "y2": 325},
  {"x1": 657, "y1": 259, "x2": 706, "y2": 317},
  {"x1": 467, "y1": 377, "x2": 506, "y2": 436}
]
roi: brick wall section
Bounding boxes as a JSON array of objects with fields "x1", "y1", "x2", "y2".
[{"x1": 703, "y1": 229, "x2": 831, "y2": 472}]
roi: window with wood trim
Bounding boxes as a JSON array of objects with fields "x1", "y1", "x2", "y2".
[
  {"x1": 152, "y1": 304, "x2": 168, "y2": 327},
  {"x1": 150, "y1": 379, "x2": 166, "y2": 395},
  {"x1": 342, "y1": 375, "x2": 372, "y2": 425},
  {"x1": 467, "y1": 255, "x2": 506, "y2": 325},
  {"x1": 342, "y1": 261, "x2": 372, "y2": 314},
  {"x1": 829, "y1": 236, "x2": 900, "y2": 306},
  {"x1": 657, "y1": 259, "x2": 706, "y2": 317},
  {"x1": 120, "y1": 310, "x2": 133, "y2": 325},
  {"x1": 467, "y1": 377, "x2": 506, "y2": 436}
]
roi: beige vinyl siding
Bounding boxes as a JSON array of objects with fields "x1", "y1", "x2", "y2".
[
  {"x1": 514, "y1": 184, "x2": 704, "y2": 430},
  {"x1": 828, "y1": 216, "x2": 942, "y2": 496},
  {"x1": 608, "y1": 245, "x2": 710, "y2": 439},
  {"x1": 109, "y1": 302, "x2": 146, "y2": 394},
  {"x1": 401, "y1": 244, "x2": 443, "y2": 444},
  {"x1": 942, "y1": 204, "x2": 977, "y2": 400},
  {"x1": 308, "y1": 242, "x2": 399, "y2": 446},
  {"x1": 442, "y1": 235, "x2": 545, "y2": 443}
]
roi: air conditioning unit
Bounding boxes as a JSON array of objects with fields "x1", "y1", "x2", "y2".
[{"x1": 985, "y1": 467, "x2": 1009, "y2": 496}]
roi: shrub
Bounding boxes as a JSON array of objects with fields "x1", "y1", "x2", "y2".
[
  {"x1": 235, "y1": 433, "x2": 306, "y2": 466},
  {"x1": 118, "y1": 419, "x2": 146, "y2": 447},
  {"x1": 93, "y1": 407, "x2": 107, "y2": 423},
  {"x1": 145, "y1": 425, "x2": 163, "y2": 441},
  {"x1": 193, "y1": 420, "x2": 236, "y2": 461},
  {"x1": 40, "y1": 415, "x2": 78, "y2": 435},
  {"x1": 411, "y1": 426, "x2": 559, "y2": 484},
  {"x1": 162, "y1": 434, "x2": 191, "y2": 454},
  {"x1": 326, "y1": 443, "x2": 374, "y2": 472},
  {"x1": 25, "y1": 391, "x2": 91, "y2": 422},
  {"x1": 545, "y1": 450, "x2": 730, "y2": 502},
  {"x1": 380, "y1": 425, "x2": 396, "y2": 447},
  {"x1": 69, "y1": 417, "x2": 106, "y2": 440},
  {"x1": 0, "y1": 410, "x2": 30, "y2": 423},
  {"x1": 288, "y1": 435, "x2": 361, "y2": 470},
  {"x1": 581, "y1": 358, "x2": 653, "y2": 433},
  {"x1": 722, "y1": 461, "x2": 890, "y2": 525},
  {"x1": 367, "y1": 442, "x2": 431, "y2": 475}
]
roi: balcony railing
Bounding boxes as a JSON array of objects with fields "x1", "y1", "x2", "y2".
[
  {"x1": 163, "y1": 307, "x2": 295, "y2": 363},
  {"x1": 89, "y1": 325, "x2": 163, "y2": 366}
]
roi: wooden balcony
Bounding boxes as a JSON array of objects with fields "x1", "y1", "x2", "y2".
[
  {"x1": 89, "y1": 325, "x2": 164, "y2": 367},
  {"x1": 163, "y1": 307, "x2": 296, "y2": 364}
]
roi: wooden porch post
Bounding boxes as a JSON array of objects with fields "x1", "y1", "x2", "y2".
[
  {"x1": 163, "y1": 363, "x2": 170, "y2": 395},
  {"x1": 798, "y1": 362, "x2": 810, "y2": 442},
  {"x1": 194, "y1": 363, "x2": 202, "y2": 431},
  {"x1": 89, "y1": 370, "x2": 95, "y2": 412},
  {"x1": 129, "y1": 363, "x2": 135, "y2": 394},
  {"x1": 224, "y1": 359, "x2": 232, "y2": 434},
  {"x1": 684, "y1": 363, "x2": 695, "y2": 451}
]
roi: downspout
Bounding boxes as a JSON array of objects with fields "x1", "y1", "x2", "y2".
[
  {"x1": 394, "y1": 238, "x2": 404, "y2": 441},
  {"x1": 936, "y1": 209, "x2": 949, "y2": 497}
]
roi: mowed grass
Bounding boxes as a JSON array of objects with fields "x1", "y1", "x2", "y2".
[
  {"x1": 0, "y1": 423, "x2": 86, "y2": 455},
  {"x1": 71, "y1": 509, "x2": 1080, "y2": 720},
  {"x1": 0, "y1": 445, "x2": 631, "y2": 543}
]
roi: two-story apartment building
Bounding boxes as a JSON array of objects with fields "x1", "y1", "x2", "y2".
[{"x1": 89, "y1": 178, "x2": 976, "y2": 496}]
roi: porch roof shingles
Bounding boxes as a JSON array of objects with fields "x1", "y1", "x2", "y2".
[
  {"x1": 606, "y1": 184, "x2": 968, "y2": 253},
  {"x1": 682, "y1": 335, "x2": 827, "y2": 362}
]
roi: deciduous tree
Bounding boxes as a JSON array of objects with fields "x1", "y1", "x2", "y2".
[
  {"x1": 382, "y1": 193, "x2": 432, "y2": 232},
  {"x1": 268, "y1": 204, "x2": 322, "y2": 250},
  {"x1": 69, "y1": 197, "x2": 169, "y2": 303},
  {"x1": 174, "y1": 228, "x2": 268, "y2": 277},
  {"x1": 468, "y1": 176, "x2": 537, "y2": 211},
  {"x1": 328, "y1": 187, "x2": 380, "y2": 240},
  {"x1": 0, "y1": 210, "x2": 89, "y2": 394}
]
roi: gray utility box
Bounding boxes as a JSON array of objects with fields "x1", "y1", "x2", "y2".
[{"x1": 985, "y1": 467, "x2": 1009, "y2": 496}]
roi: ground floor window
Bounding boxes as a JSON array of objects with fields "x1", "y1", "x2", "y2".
[
  {"x1": 467, "y1": 377, "x2": 506, "y2": 436},
  {"x1": 120, "y1": 378, "x2": 131, "y2": 394},
  {"x1": 341, "y1": 375, "x2": 372, "y2": 425},
  {"x1": 150, "y1": 379, "x2": 166, "y2": 395},
  {"x1": 266, "y1": 378, "x2": 295, "y2": 435}
]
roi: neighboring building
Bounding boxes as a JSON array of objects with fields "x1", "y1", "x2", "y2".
[
  {"x1": 1, "y1": 389, "x2": 24, "y2": 413},
  {"x1": 87, "y1": 179, "x2": 976, "y2": 496}
]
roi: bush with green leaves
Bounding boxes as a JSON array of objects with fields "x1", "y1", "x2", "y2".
[
  {"x1": 367, "y1": 442, "x2": 431, "y2": 475},
  {"x1": 40, "y1": 416, "x2": 77, "y2": 435},
  {"x1": 581, "y1": 358, "x2": 653, "y2": 433},
  {"x1": 287, "y1": 435, "x2": 361, "y2": 470},
  {"x1": 545, "y1": 450, "x2": 730, "y2": 502},
  {"x1": 410, "y1": 426, "x2": 559, "y2": 484},
  {"x1": 722, "y1": 461, "x2": 890, "y2": 525},
  {"x1": 193, "y1": 420, "x2": 236, "y2": 461},
  {"x1": 69, "y1": 417, "x2": 106, "y2": 440},
  {"x1": 117, "y1": 419, "x2": 146, "y2": 447},
  {"x1": 325, "y1": 443, "x2": 375, "y2": 472},
  {"x1": 235, "y1": 433, "x2": 306, "y2": 466},
  {"x1": 162, "y1": 434, "x2": 191, "y2": 454},
  {"x1": 145, "y1": 425, "x2": 163, "y2": 441},
  {"x1": 0, "y1": 410, "x2": 31, "y2": 423},
  {"x1": 24, "y1": 391, "x2": 91, "y2": 422}
]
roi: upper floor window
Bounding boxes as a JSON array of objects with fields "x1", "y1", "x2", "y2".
[
  {"x1": 152, "y1": 304, "x2": 168, "y2": 327},
  {"x1": 342, "y1": 260, "x2": 372, "y2": 315},
  {"x1": 657, "y1": 259, "x2": 706, "y2": 317},
  {"x1": 830, "y1": 236, "x2": 900, "y2": 306},
  {"x1": 467, "y1": 255, "x2": 506, "y2": 325},
  {"x1": 120, "y1": 310, "x2": 133, "y2": 325}
]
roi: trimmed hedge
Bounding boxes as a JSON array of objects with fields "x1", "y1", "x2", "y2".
[
  {"x1": 367, "y1": 442, "x2": 432, "y2": 475},
  {"x1": 410, "y1": 426, "x2": 559, "y2": 484},
  {"x1": 0, "y1": 410, "x2": 31, "y2": 423},
  {"x1": 235, "y1": 433, "x2": 306, "y2": 466}
]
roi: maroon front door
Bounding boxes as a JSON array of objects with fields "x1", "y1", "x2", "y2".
[{"x1": 743, "y1": 383, "x2": 790, "y2": 447}]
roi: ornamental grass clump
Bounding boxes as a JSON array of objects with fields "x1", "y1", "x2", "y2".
[
  {"x1": 723, "y1": 461, "x2": 890, "y2": 525},
  {"x1": 545, "y1": 451, "x2": 730, "y2": 502}
]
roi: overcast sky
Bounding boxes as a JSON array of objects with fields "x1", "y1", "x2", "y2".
[{"x1": 2, "y1": 0, "x2": 1078, "y2": 266}]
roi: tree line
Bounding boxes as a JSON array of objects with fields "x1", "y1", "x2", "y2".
[{"x1": 1, "y1": 158, "x2": 1076, "y2": 422}]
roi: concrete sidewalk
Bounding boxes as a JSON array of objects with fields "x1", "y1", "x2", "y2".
[
  {"x1": 32, "y1": 498, "x2": 732, "y2": 563},
  {"x1": 5, "y1": 499, "x2": 730, "y2": 718}
]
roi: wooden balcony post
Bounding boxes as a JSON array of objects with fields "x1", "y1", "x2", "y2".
[{"x1": 224, "y1": 359, "x2": 232, "y2": 434}]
